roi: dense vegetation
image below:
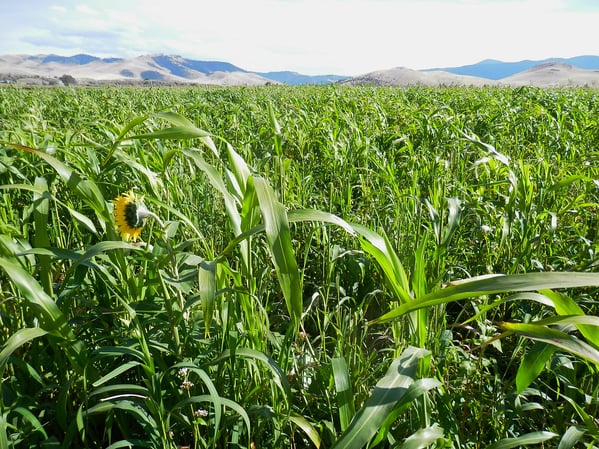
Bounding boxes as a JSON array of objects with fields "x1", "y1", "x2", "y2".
[{"x1": 1, "y1": 85, "x2": 599, "y2": 449}]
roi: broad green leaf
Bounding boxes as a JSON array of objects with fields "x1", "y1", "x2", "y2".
[
  {"x1": 69, "y1": 240, "x2": 138, "y2": 273},
  {"x1": 181, "y1": 148, "x2": 242, "y2": 236},
  {"x1": 331, "y1": 346, "x2": 428, "y2": 449},
  {"x1": 233, "y1": 348, "x2": 292, "y2": 401},
  {"x1": 135, "y1": 111, "x2": 218, "y2": 155},
  {"x1": 535, "y1": 314, "x2": 599, "y2": 328},
  {"x1": 332, "y1": 357, "x2": 355, "y2": 432},
  {"x1": 211, "y1": 348, "x2": 292, "y2": 400},
  {"x1": 215, "y1": 208, "x2": 358, "y2": 264},
  {"x1": 373, "y1": 272, "x2": 599, "y2": 324},
  {"x1": 33, "y1": 177, "x2": 52, "y2": 295},
  {"x1": 557, "y1": 426, "x2": 586, "y2": 449},
  {"x1": 399, "y1": 423, "x2": 444, "y2": 449},
  {"x1": 66, "y1": 205, "x2": 98, "y2": 234},
  {"x1": 84, "y1": 399, "x2": 157, "y2": 429},
  {"x1": 105, "y1": 440, "x2": 153, "y2": 449},
  {"x1": 130, "y1": 125, "x2": 209, "y2": 141},
  {"x1": 154, "y1": 111, "x2": 197, "y2": 128},
  {"x1": 92, "y1": 346, "x2": 147, "y2": 362},
  {"x1": 268, "y1": 102, "x2": 283, "y2": 156},
  {"x1": 226, "y1": 141, "x2": 252, "y2": 195},
  {"x1": 499, "y1": 322, "x2": 599, "y2": 365},
  {"x1": 516, "y1": 342, "x2": 555, "y2": 393},
  {"x1": 465, "y1": 134, "x2": 510, "y2": 166},
  {"x1": 113, "y1": 149, "x2": 163, "y2": 195},
  {"x1": 0, "y1": 254, "x2": 87, "y2": 373},
  {"x1": 0, "y1": 327, "x2": 48, "y2": 376},
  {"x1": 88, "y1": 384, "x2": 149, "y2": 400},
  {"x1": 112, "y1": 114, "x2": 149, "y2": 146},
  {"x1": 181, "y1": 146, "x2": 255, "y2": 274},
  {"x1": 350, "y1": 223, "x2": 412, "y2": 304},
  {"x1": 371, "y1": 378, "x2": 442, "y2": 447},
  {"x1": 442, "y1": 197, "x2": 462, "y2": 248},
  {"x1": 3, "y1": 142, "x2": 111, "y2": 224},
  {"x1": 253, "y1": 176, "x2": 302, "y2": 330},
  {"x1": 485, "y1": 431, "x2": 558, "y2": 449},
  {"x1": 199, "y1": 260, "x2": 217, "y2": 334},
  {"x1": 11, "y1": 407, "x2": 48, "y2": 440},
  {"x1": 145, "y1": 195, "x2": 204, "y2": 240},
  {"x1": 548, "y1": 174, "x2": 589, "y2": 191},
  {"x1": 540, "y1": 289, "x2": 599, "y2": 348},
  {"x1": 56, "y1": 376, "x2": 75, "y2": 432},
  {"x1": 288, "y1": 209, "x2": 356, "y2": 235},
  {"x1": 102, "y1": 114, "x2": 150, "y2": 166},
  {"x1": 92, "y1": 361, "x2": 143, "y2": 387},
  {"x1": 0, "y1": 413, "x2": 10, "y2": 449},
  {"x1": 289, "y1": 414, "x2": 321, "y2": 449}
]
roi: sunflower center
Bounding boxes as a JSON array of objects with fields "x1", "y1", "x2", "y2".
[{"x1": 124, "y1": 202, "x2": 143, "y2": 228}]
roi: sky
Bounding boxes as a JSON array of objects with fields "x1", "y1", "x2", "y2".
[{"x1": 2, "y1": 0, "x2": 599, "y2": 76}]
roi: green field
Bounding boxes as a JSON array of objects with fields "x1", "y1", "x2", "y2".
[{"x1": 1, "y1": 85, "x2": 599, "y2": 448}]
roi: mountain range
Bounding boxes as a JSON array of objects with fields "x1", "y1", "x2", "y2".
[
  {"x1": 426, "y1": 55, "x2": 599, "y2": 80},
  {"x1": 1, "y1": 53, "x2": 599, "y2": 87},
  {"x1": 0, "y1": 54, "x2": 345, "y2": 86},
  {"x1": 340, "y1": 61, "x2": 599, "y2": 88}
]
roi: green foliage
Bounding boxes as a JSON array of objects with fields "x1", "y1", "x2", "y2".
[{"x1": 1, "y1": 85, "x2": 599, "y2": 448}]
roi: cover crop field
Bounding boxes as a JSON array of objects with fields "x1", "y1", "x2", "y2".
[{"x1": 1, "y1": 85, "x2": 599, "y2": 448}]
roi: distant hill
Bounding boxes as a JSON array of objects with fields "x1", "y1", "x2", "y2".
[
  {"x1": 28, "y1": 54, "x2": 124, "y2": 65},
  {"x1": 338, "y1": 66, "x2": 498, "y2": 87},
  {"x1": 425, "y1": 55, "x2": 599, "y2": 80},
  {"x1": 0, "y1": 53, "x2": 345, "y2": 86},
  {"x1": 2, "y1": 53, "x2": 599, "y2": 87},
  {"x1": 340, "y1": 62, "x2": 599, "y2": 88},
  {"x1": 256, "y1": 71, "x2": 346, "y2": 85},
  {"x1": 499, "y1": 62, "x2": 599, "y2": 87}
]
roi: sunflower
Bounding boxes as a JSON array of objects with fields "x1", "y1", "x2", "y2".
[{"x1": 113, "y1": 190, "x2": 161, "y2": 241}]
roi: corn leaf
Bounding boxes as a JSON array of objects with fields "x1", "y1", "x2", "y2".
[
  {"x1": 372, "y1": 272, "x2": 599, "y2": 324},
  {"x1": 485, "y1": 431, "x2": 558, "y2": 449},
  {"x1": 289, "y1": 414, "x2": 321, "y2": 449},
  {"x1": 253, "y1": 176, "x2": 302, "y2": 330},
  {"x1": 331, "y1": 346, "x2": 428, "y2": 449},
  {"x1": 332, "y1": 357, "x2": 355, "y2": 432},
  {"x1": 498, "y1": 322, "x2": 599, "y2": 365},
  {"x1": 0, "y1": 327, "x2": 48, "y2": 376},
  {"x1": 0, "y1": 255, "x2": 87, "y2": 373},
  {"x1": 515, "y1": 342, "x2": 555, "y2": 393}
]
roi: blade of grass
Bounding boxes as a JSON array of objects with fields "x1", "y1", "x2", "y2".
[
  {"x1": 332, "y1": 357, "x2": 355, "y2": 432},
  {"x1": 0, "y1": 327, "x2": 48, "y2": 377},
  {"x1": 485, "y1": 431, "x2": 558, "y2": 449},
  {"x1": 33, "y1": 176, "x2": 52, "y2": 295},
  {"x1": 350, "y1": 223, "x2": 412, "y2": 304},
  {"x1": 331, "y1": 346, "x2": 428, "y2": 449},
  {"x1": 289, "y1": 414, "x2": 321, "y2": 449},
  {"x1": 0, "y1": 253, "x2": 87, "y2": 373},
  {"x1": 253, "y1": 176, "x2": 302, "y2": 331},
  {"x1": 498, "y1": 322, "x2": 599, "y2": 365},
  {"x1": 399, "y1": 423, "x2": 444, "y2": 449},
  {"x1": 515, "y1": 342, "x2": 556, "y2": 393},
  {"x1": 372, "y1": 272, "x2": 599, "y2": 324},
  {"x1": 3, "y1": 142, "x2": 111, "y2": 225},
  {"x1": 557, "y1": 426, "x2": 587, "y2": 449}
]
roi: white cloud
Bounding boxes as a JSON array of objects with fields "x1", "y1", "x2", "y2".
[
  {"x1": 74, "y1": 4, "x2": 97, "y2": 14},
  {"x1": 0, "y1": 0, "x2": 597, "y2": 75}
]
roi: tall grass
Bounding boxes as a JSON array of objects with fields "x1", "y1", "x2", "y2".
[{"x1": 1, "y1": 85, "x2": 599, "y2": 448}]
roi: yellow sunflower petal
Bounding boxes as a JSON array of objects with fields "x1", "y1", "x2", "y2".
[{"x1": 113, "y1": 190, "x2": 144, "y2": 241}]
